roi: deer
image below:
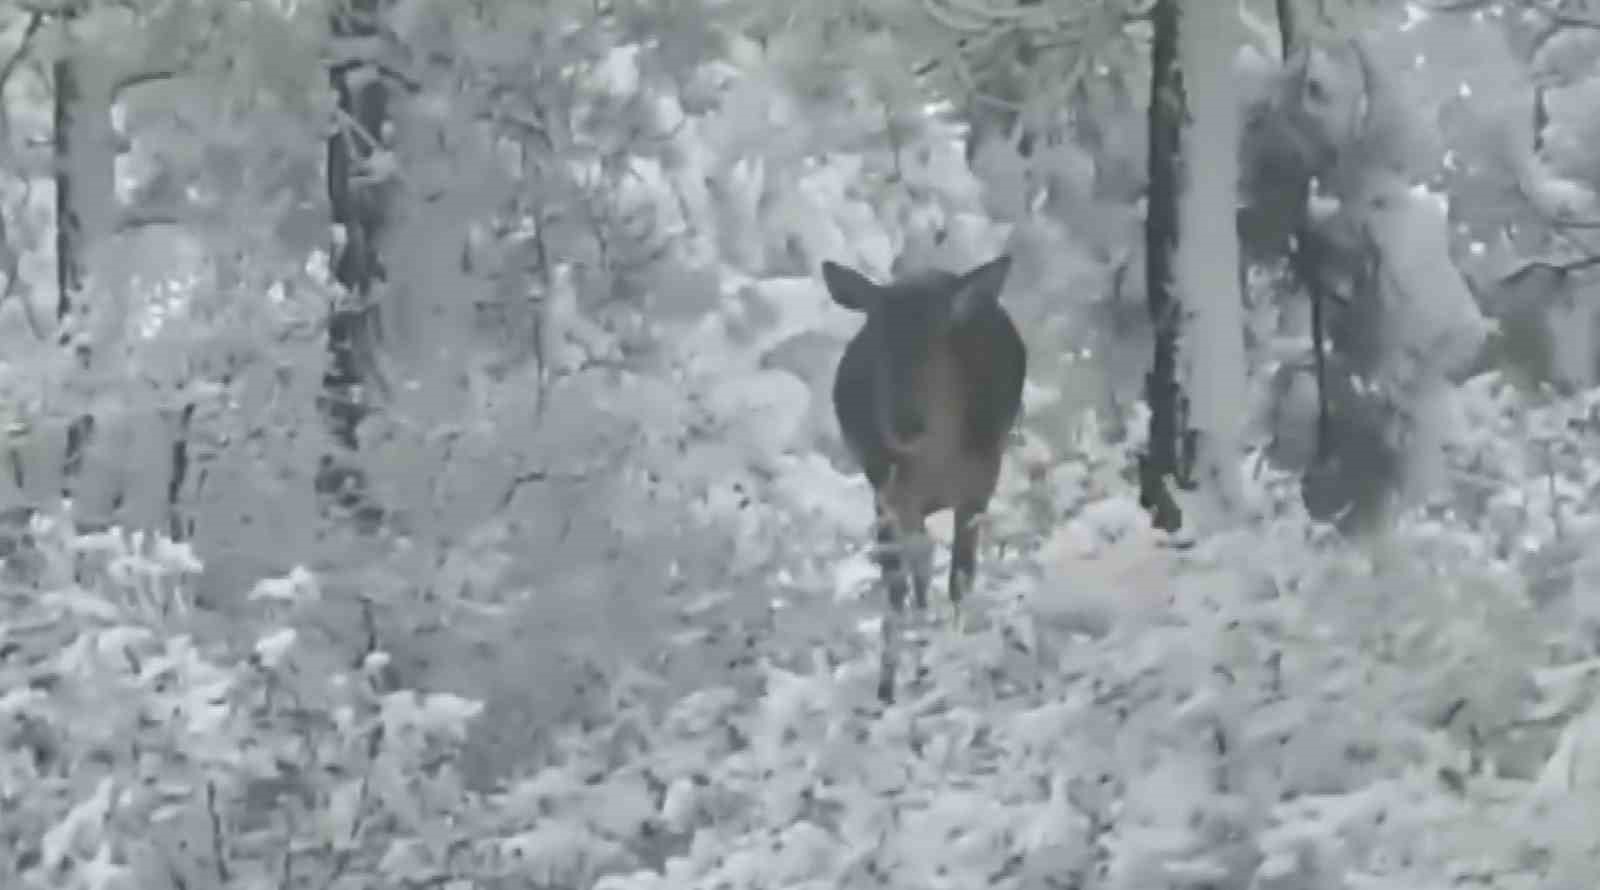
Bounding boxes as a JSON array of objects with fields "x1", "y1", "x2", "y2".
[{"x1": 822, "y1": 255, "x2": 1027, "y2": 703}]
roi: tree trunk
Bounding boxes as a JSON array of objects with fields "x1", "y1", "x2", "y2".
[
  {"x1": 1138, "y1": 0, "x2": 1191, "y2": 532},
  {"x1": 1176, "y1": 0, "x2": 1247, "y2": 522},
  {"x1": 166, "y1": 401, "x2": 195, "y2": 540},
  {"x1": 51, "y1": 5, "x2": 116, "y2": 516},
  {"x1": 1276, "y1": 0, "x2": 1332, "y2": 462},
  {"x1": 53, "y1": 9, "x2": 92, "y2": 502},
  {"x1": 319, "y1": 0, "x2": 391, "y2": 527}
]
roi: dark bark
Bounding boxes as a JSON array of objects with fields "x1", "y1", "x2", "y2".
[
  {"x1": 1276, "y1": 0, "x2": 1332, "y2": 460},
  {"x1": 166, "y1": 401, "x2": 195, "y2": 541},
  {"x1": 53, "y1": 50, "x2": 80, "y2": 325},
  {"x1": 319, "y1": 0, "x2": 391, "y2": 526},
  {"x1": 1269, "y1": 6, "x2": 1395, "y2": 529},
  {"x1": 1533, "y1": 83, "x2": 1547, "y2": 154},
  {"x1": 1138, "y1": 0, "x2": 1191, "y2": 532},
  {"x1": 1275, "y1": 0, "x2": 1297, "y2": 57},
  {"x1": 52, "y1": 8, "x2": 94, "y2": 501}
]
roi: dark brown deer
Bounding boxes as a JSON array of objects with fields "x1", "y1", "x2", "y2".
[{"x1": 823, "y1": 255, "x2": 1027, "y2": 703}]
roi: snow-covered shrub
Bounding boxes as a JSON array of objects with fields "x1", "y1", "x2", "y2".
[{"x1": 0, "y1": 513, "x2": 489, "y2": 889}]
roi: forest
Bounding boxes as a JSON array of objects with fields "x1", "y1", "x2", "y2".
[{"x1": 4, "y1": 0, "x2": 1600, "y2": 887}]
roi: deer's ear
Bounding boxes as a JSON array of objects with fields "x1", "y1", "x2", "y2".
[
  {"x1": 950, "y1": 255, "x2": 1012, "y2": 323},
  {"x1": 822, "y1": 261, "x2": 880, "y2": 312}
]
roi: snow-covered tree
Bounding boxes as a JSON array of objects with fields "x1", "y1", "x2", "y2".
[{"x1": 8, "y1": 2, "x2": 1600, "y2": 889}]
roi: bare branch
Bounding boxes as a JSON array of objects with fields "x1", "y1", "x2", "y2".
[
  {"x1": 0, "y1": 11, "x2": 44, "y2": 94},
  {"x1": 1528, "y1": 0, "x2": 1600, "y2": 31},
  {"x1": 1531, "y1": 213, "x2": 1600, "y2": 231},
  {"x1": 1413, "y1": 0, "x2": 1499, "y2": 11},
  {"x1": 0, "y1": 191, "x2": 48, "y2": 341},
  {"x1": 115, "y1": 200, "x2": 219, "y2": 232},
  {"x1": 1500, "y1": 252, "x2": 1600, "y2": 285},
  {"x1": 109, "y1": 68, "x2": 177, "y2": 101}
]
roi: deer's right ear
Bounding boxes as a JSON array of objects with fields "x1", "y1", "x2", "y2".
[
  {"x1": 822, "y1": 261, "x2": 879, "y2": 312},
  {"x1": 949, "y1": 254, "x2": 1012, "y2": 323}
]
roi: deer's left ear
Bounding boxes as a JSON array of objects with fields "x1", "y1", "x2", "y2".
[
  {"x1": 950, "y1": 255, "x2": 1012, "y2": 323},
  {"x1": 822, "y1": 261, "x2": 881, "y2": 312}
]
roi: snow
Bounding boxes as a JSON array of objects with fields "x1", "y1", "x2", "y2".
[{"x1": 10, "y1": 3, "x2": 1600, "y2": 890}]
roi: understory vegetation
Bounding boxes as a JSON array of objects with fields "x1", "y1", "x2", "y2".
[{"x1": 5, "y1": 1, "x2": 1600, "y2": 888}]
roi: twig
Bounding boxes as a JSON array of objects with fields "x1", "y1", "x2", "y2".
[
  {"x1": 206, "y1": 780, "x2": 231, "y2": 883},
  {"x1": 1500, "y1": 252, "x2": 1600, "y2": 285},
  {"x1": 0, "y1": 11, "x2": 44, "y2": 93}
]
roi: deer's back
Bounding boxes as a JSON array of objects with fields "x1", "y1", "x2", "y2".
[{"x1": 834, "y1": 303, "x2": 1026, "y2": 516}]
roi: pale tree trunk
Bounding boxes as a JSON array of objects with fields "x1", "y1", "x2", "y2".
[{"x1": 1176, "y1": 0, "x2": 1247, "y2": 526}]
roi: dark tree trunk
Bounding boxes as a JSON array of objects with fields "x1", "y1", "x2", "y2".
[
  {"x1": 319, "y1": 0, "x2": 391, "y2": 526},
  {"x1": 1138, "y1": 0, "x2": 1191, "y2": 532},
  {"x1": 1275, "y1": 0, "x2": 1298, "y2": 58},
  {"x1": 52, "y1": 8, "x2": 94, "y2": 502},
  {"x1": 53, "y1": 51, "x2": 80, "y2": 325},
  {"x1": 166, "y1": 401, "x2": 195, "y2": 541},
  {"x1": 1275, "y1": 0, "x2": 1332, "y2": 461}
]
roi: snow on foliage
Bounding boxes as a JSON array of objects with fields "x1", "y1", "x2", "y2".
[{"x1": 6, "y1": 1, "x2": 1600, "y2": 889}]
